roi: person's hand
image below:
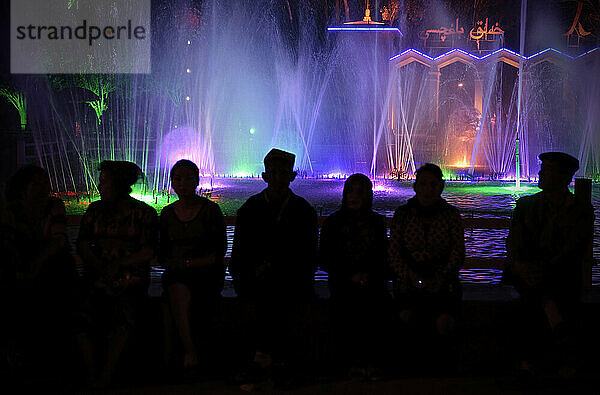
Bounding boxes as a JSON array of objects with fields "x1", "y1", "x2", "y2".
[
  {"x1": 408, "y1": 270, "x2": 426, "y2": 289},
  {"x1": 513, "y1": 260, "x2": 542, "y2": 287},
  {"x1": 427, "y1": 274, "x2": 447, "y2": 293},
  {"x1": 351, "y1": 272, "x2": 369, "y2": 287},
  {"x1": 166, "y1": 257, "x2": 186, "y2": 271},
  {"x1": 106, "y1": 260, "x2": 120, "y2": 278},
  {"x1": 409, "y1": 271, "x2": 445, "y2": 292},
  {"x1": 256, "y1": 261, "x2": 273, "y2": 279}
]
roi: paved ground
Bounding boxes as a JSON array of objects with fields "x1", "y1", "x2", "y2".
[
  {"x1": 4, "y1": 284, "x2": 599, "y2": 394},
  {"x1": 39, "y1": 373, "x2": 599, "y2": 394}
]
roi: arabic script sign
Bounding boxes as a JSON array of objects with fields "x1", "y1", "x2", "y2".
[
  {"x1": 469, "y1": 18, "x2": 504, "y2": 52},
  {"x1": 420, "y1": 18, "x2": 504, "y2": 53},
  {"x1": 420, "y1": 18, "x2": 465, "y2": 49}
]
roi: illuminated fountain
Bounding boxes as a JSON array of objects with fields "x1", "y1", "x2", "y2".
[
  {"x1": 3, "y1": 1, "x2": 599, "y2": 196},
  {"x1": 387, "y1": 5, "x2": 600, "y2": 181},
  {"x1": 16, "y1": 1, "x2": 402, "y2": 192},
  {"x1": 4, "y1": 2, "x2": 599, "y2": 286}
]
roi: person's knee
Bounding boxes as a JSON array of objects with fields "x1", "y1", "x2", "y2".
[
  {"x1": 168, "y1": 283, "x2": 191, "y2": 302},
  {"x1": 436, "y1": 313, "x2": 455, "y2": 336},
  {"x1": 543, "y1": 298, "x2": 564, "y2": 329},
  {"x1": 398, "y1": 309, "x2": 418, "y2": 330}
]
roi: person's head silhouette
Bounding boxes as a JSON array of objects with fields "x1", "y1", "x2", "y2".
[
  {"x1": 6, "y1": 165, "x2": 51, "y2": 203},
  {"x1": 537, "y1": 152, "x2": 578, "y2": 193},
  {"x1": 170, "y1": 159, "x2": 200, "y2": 198},
  {"x1": 342, "y1": 173, "x2": 373, "y2": 211},
  {"x1": 413, "y1": 163, "x2": 445, "y2": 207},
  {"x1": 262, "y1": 149, "x2": 296, "y2": 201},
  {"x1": 98, "y1": 160, "x2": 142, "y2": 202}
]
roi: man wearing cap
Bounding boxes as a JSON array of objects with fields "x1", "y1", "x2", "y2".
[
  {"x1": 230, "y1": 148, "x2": 318, "y2": 383},
  {"x1": 506, "y1": 151, "x2": 594, "y2": 374}
]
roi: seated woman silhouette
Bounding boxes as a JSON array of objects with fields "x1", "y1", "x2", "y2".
[
  {"x1": 388, "y1": 163, "x2": 464, "y2": 370},
  {"x1": 319, "y1": 173, "x2": 389, "y2": 379},
  {"x1": 76, "y1": 160, "x2": 158, "y2": 387},
  {"x1": 1, "y1": 165, "x2": 77, "y2": 376},
  {"x1": 160, "y1": 160, "x2": 226, "y2": 370}
]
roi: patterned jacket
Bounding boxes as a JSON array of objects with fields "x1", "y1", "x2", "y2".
[{"x1": 389, "y1": 197, "x2": 464, "y2": 294}]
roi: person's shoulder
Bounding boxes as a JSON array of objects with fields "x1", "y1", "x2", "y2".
[
  {"x1": 517, "y1": 192, "x2": 542, "y2": 204},
  {"x1": 3, "y1": 199, "x2": 21, "y2": 214},
  {"x1": 441, "y1": 200, "x2": 461, "y2": 215},
  {"x1": 445, "y1": 205, "x2": 463, "y2": 225},
  {"x1": 48, "y1": 196, "x2": 66, "y2": 214},
  {"x1": 202, "y1": 197, "x2": 225, "y2": 218},
  {"x1": 48, "y1": 196, "x2": 65, "y2": 208},
  {"x1": 237, "y1": 192, "x2": 265, "y2": 217},
  {"x1": 239, "y1": 192, "x2": 264, "y2": 208},
  {"x1": 289, "y1": 192, "x2": 315, "y2": 212},
  {"x1": 160, "y1": 202, "x2": 176, "y2": 217},
  {"x1": 370, "y1": 210, "x2": 386, "y2": 223},
  {"x1": 202, "y1": 196, "x2": 221, "y2": 210},
  {"x1": 370, "y1": 209, "x2": 384, "y2": 218},
  {"x1": 569, "y1": 195, "x2": 594, "y2": 216},
  {"x1": 515, "y1": 192, "x2": 542, "y2": 210},
  {"x1": 86, "y1": 200, "x2": 103, "y2": 211},
  {"x1": 0, "y1": 200, "x2": 19, "y2": 223},
  {"x1": 128, "y1": 196, "x2": 157, "y2": 216},
  {"x1": 327, "y1": 209, "x2": 344, "y2": 219},
  {"x1": 80, "y1": 200, "x2": 103, "y2": 221},
  {"x1": 392, "y1": 200, "x2": 411, "y2": 217},
  {"x1": 323, "y1": 209, "x2": 343, "y2": 226}
]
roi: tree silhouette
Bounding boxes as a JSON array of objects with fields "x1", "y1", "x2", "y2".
[{"x1": 0, "y1": 82, "x2": 27, "y2": 130}]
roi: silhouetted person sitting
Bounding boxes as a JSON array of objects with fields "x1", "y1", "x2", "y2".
[
  {"x1": 506, "y1": 152, "x2": 594, "y2": 376},
  {"x1": 0, "y1": 165, "x2": 77, "y2": 382},
  {"x1": 319, "y1": 173, "x2": 389, "y2": 380},
  {"x1": 76, "y1": 161, "x2": 158, "y2": 387},
  {"x1": 230, "y1": 148, "x2": 318, "y2": 388},
  {"x1": 388, "y1": 163, "x2": 464, "y2": 372},
  {"x1": 160, "y1": 160, "x2": 226, "y2": 371}
]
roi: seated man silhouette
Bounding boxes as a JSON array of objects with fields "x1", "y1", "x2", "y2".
[
  {"x1": 506, "y1": 152, "x2": 594, "y2": 375},
  {"x1": 230, "y1": 148, "x2": 318, "y2": 385}
]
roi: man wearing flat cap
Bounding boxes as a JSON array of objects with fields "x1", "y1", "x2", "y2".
[
  {"x1": 506, "y1": 151, "x2": 594, "y2": 374},
  {"x1": 230, "y1": 148, "x2": 318, "y2": 382}
]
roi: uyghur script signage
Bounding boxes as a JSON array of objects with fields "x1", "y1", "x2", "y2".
[
  {"x1": 419, "y1": 18, "x2": 465, "y2": 50},
  {"x1": 420, "y1": 18, "x2": 504, "y2": 53},
  {"x1": 469, "y1": 18, "x2": 504, "y2": 52}
]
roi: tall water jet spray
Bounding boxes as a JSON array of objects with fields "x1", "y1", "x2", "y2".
[
  {"x1": 515, "y1": 0, "x2": 527, "y2": 188},
  {"x1": 515, "y1": 137, "x2": 521, "y2": 187},
  {"x1": 8, "y1": 0, "x2": 598, "y2": 192},
  {"x1": 328, "y1": 3, "x2": 402, "y2": 179}
]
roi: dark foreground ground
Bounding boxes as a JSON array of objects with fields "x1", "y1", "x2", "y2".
[
  {"x1": 77, "y1": 375, "x2": 598, "y2": 394},
  {"x1": 3, "y1": 285, "x2": 600, "y2": 394}
]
